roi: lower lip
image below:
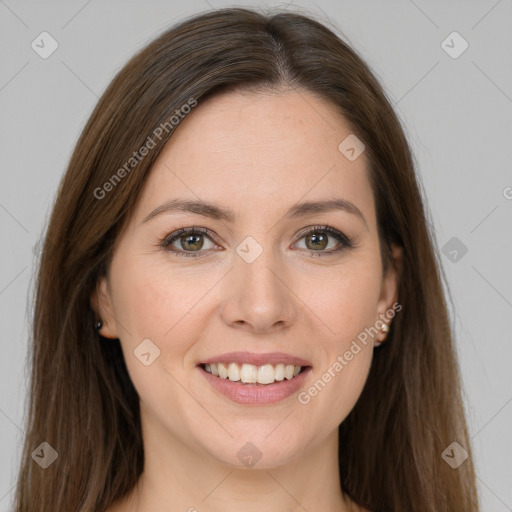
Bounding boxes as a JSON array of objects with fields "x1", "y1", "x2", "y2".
[{"x1": 198, "y1": 366, "x2": 312, "y2": 405}]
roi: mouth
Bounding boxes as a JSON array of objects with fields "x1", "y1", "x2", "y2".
[
  {"x1": 196, "y1": 353, "x2": 313, "y2": 404},
  {"x1": 200, "y1": 362, "x2": 310, "y2": 386}
]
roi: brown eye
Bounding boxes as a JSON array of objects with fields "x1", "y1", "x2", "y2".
[
  {"x1": 305, "y1": 232, "x2": 329, "y2": 251},
  {"x1": 178, "y1": 233, "x2": 204, "y2": 251},
  {"x1": 293, "y1": 226, "x2": 354, "y2": 256},
  {"x1": 162, "y1": 227, "x2": 219, "y2": 258}
]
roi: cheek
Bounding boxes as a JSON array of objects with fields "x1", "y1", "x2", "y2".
[
  {"x1": 302, "y1": 257, "x2": 383, "y2": 344},
  {"x1": 294, "y1": 257, "x2": 381, "y2": 423},
  {"x1": 110, "y1": 253, "x2": 220, "y2": 367},
  {"x1": 112, "y1": 252, "x2": 181, "y2": 332},
  {"x1": 308, "y1": 344, "x2": 373, "y2": 435},
  {"x1": 108, "y1": 256, "x2": 206, "y2": 423}
]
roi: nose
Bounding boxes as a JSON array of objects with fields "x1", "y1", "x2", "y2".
[{"x1": 220, "y1": 244, "x2": 297, "y2": 334}]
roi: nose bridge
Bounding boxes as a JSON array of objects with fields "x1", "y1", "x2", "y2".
[{"x1": 222, "y1": 234, "x2": 295, "y2": 332}]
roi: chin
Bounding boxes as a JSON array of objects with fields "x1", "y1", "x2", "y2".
[{"x1": 197, "y1": 424, "x2": 308, "y2": 470}]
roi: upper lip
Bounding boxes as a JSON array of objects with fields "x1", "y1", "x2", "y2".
[{"x1": 198, "y1": 351, "x2": 312, "y2": 368}]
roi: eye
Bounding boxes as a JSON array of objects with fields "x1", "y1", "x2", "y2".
[
  {"x1": 161, "y1": 227, "x2": 220, "y2": 258},
  {"x1": 292, "y1": 225, "x2": 354, "y2": 256},
  {"x1": 160, "y1": 225, "x2": 355, "y2": 259}
]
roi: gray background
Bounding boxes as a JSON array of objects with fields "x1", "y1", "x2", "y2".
[{"x1": 1, "y1": 0, "x2": 511, "y2": 510}]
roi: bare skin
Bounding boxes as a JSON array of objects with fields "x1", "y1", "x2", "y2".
[{"x1": 93, "y1": 87, "x2": 401, "y2": 512}]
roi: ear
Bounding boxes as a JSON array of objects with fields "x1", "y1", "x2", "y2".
[
  {"x1": 90, "y1": 275, "x2": 119, "y2": 339},
  {"x1": 375, "y1": 243, "x2": 403, "y2": 342}
]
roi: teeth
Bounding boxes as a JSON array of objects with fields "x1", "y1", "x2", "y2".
[
  {"x1": 218, "y1": 363, "x2": 228, "y2": 379},
  {"x1": 257, "y1": 364, "x2": 275, "y2": 384},
  {"x1": 240, "y1": 364, "x2": 257, "y2": 384},
  {"x1": 275, "y1": 363, "x2": 285, "y2": 381},
  {"x1": 203, "y1": 362, "x2": 304, "y2": 384},
  {"x1": 227, "y1": 362, "x2": 240, "y2": 381}
]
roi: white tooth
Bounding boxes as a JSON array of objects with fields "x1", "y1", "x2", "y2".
[
  {"x1": 274, "y1": 364, "x2": 285, "y2": 381},
  {"x1": 205, "y1": 363, "x2": 211, "y2": 373},
  {"x1": 228, "y1": 362, "x2": 241, "y2": 381},
  {"x1": 240, "y1": 364, "x2": 257, "y2": 383},
  {"x1": 257, "y1": 364, "x2": 276, "y2": 384},
  {"x1": 218, "y1": 362, "x2": 228, "y2": 379},
  {"x1": 213, "y1": 362, "x2": 300, "y2": 382}
]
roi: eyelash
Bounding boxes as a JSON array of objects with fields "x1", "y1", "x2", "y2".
[{"x1": 160, "y1": 225, "x2": 355, "y2": 259}]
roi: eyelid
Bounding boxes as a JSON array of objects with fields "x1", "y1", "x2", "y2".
[
  {"x1": 293, "y1": 224, "x2": 353, "y2": 247},
  {"x1": 161, "y1": 226, "x2": 221, "y2": 249}
]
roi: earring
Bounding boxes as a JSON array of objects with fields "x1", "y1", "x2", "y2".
[
  {"x1": 375, "y1": 322, "x2": 390, "y2": 347},
  {"x1": 95, "y1": 321, "x2": 103, "y2": 331}
]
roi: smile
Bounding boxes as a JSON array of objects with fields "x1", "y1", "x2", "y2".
[
  {"x1": 202, "y1": 362, "x2": 304, "y2": 385},
  {"x1": 198, "y1": 364, "x2": 312, "y2": 405}
]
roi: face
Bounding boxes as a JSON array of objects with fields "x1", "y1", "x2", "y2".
[{"x1": 92, "y1": 88, "x2": 400, "y2": 469}]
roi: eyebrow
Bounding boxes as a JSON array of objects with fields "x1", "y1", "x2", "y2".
[{"x1": 142, "y1": 198, "x2": 367, "y2": 228}]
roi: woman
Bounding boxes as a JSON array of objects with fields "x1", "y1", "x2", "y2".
[{"x1": 14, "y1": 7, "x2": 480, "y2": 512}]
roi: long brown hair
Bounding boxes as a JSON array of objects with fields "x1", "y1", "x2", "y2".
[{"x1": 14, "y1": 7, "x2": 479, "y2": 511}]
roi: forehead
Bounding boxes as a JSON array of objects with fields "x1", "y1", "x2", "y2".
[{"x1": 132, "y1": 89, "x2": 376, "y2": 227}]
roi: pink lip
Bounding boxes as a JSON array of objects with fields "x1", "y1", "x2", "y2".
[
  {"x1": 198, "y1": 365, "x2": 313, "y2": 405},
  {"x1": 197, "y1": 351, "x2": 312, "y2": 367}
]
